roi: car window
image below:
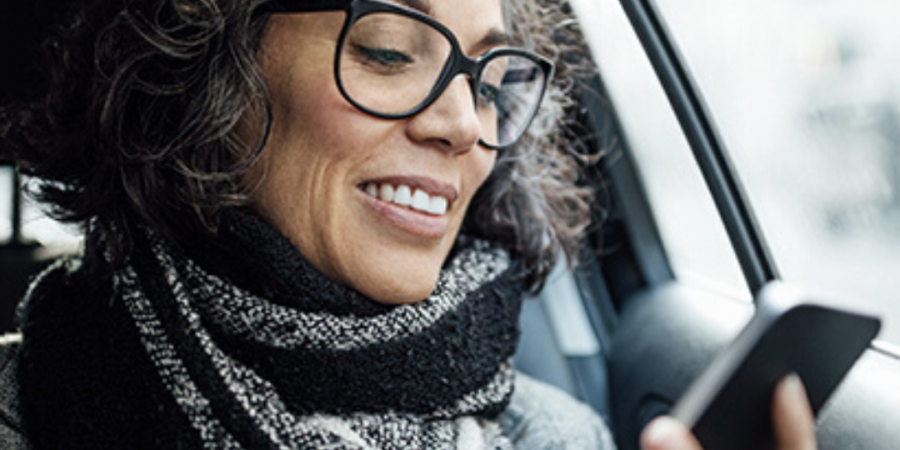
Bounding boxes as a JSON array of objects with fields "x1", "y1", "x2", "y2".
[
  {"x1": 655, "y1": 0, "x2": 900, "y2": 344},
  {"x1": 0, "y1": 169, "x2": 81, "y2": 248},
  {"x1": 0, "y1": 167, "x2": 11, "y2": 242},
  {"x1": 571, "y1": 0, "x2": 750, "y2": 300}
]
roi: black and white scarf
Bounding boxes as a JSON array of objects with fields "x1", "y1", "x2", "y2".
[{"x1": 112, "y1": 210, "x2": 525, "y2": 449}]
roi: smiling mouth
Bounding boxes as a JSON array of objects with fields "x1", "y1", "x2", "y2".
[{"x1": 358, "y1": 182, "x2": 453, "y2": 216}]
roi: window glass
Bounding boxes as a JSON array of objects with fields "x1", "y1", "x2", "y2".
[
  {"x1": 570, "y1": 0, "x2": 749, "y2": 300},
  {"x1": 0, "y1": 167, "x2": 11, "y2": 242},
  {"x1": 657, "y1": 0, "x2": 900, "y2": 344}
]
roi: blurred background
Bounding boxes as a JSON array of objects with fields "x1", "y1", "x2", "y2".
[
  {"x1": 590, "y1": 0, "x2": 900, "y2": 343},
  {"x1": 660, "y1": 0, "x2": 900, "y2": 343}
]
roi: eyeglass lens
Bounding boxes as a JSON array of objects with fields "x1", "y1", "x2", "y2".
[{"x1": 338, "y1": 12, "x2": 547, "y2": 148}]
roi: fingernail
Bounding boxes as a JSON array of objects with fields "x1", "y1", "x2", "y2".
[
  {"x1": 784, "y1": 373, "x2": 805, "y2": 399},
  {"x1": 644, "y1": 417, "x2": 680, "y2": 448}
]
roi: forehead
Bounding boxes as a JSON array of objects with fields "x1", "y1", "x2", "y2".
[
  {"x1": 391, "y1": 0, "x2": 506, "y2": 49},
  {"x1": 390, "y1": 0, "x2": 503, "y2": 17}
]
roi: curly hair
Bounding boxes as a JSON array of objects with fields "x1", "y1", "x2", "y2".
[{"x1": 0, "y1": 0, "x2": 594, "y2": 291}]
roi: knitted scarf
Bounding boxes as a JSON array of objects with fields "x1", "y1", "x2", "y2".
[{"x1": 112, "y1": 210, "x2": 525, "y2": 449}]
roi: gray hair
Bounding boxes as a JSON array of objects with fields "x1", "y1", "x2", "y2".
[{"x1": 466, "y1": 0, "x2": 595, "y2": 290}]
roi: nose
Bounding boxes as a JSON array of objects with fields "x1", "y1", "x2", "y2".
[{"x1": 405, "y1": 75, "x2": 481, "y2": 155}]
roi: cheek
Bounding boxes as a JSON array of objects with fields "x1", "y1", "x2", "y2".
[
  {"x1": 247, "y1": 54, "x2": 353, "y2": 255},
  {"x1": 269, "y1": 68, "x2": 343, "y2": 153},
  {"x1": 257, "y1": 64, "x2": 370, "y2": 202},
  {"x1": 464, "y1": 150, "x2": 498, "y2": 200},
  {"x1": 261, "y1": 41, "x2": 359, "y2": 161}
]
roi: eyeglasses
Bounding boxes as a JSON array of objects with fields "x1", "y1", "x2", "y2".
[{"x1": 259, "y1": 0, "x2": 555, "y2": 150}]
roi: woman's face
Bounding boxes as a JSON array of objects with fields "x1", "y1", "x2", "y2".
[{"x1": 250, "y1": 0, "x2": 505, "y2": 304}]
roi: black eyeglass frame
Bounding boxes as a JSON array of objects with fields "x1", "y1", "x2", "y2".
[{"x1": 258, "y1": 0, "x2": 556, "y2": 150}]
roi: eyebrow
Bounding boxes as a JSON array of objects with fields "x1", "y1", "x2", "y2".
[
  {"x1": 395, "y1": 0, "x2": 432, "y2": 15},
  {"x1": 476, "y1": 28, "x2": 511, "y2": 50}
]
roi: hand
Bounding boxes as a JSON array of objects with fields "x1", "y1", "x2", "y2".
[{"x1": 640, "y1": 374, "x2": 817, "y2": 450}]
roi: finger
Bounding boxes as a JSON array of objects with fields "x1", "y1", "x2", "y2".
[
  {"x1": 772, "y1": 374, "x2": 817, "y2": 450},
  {"x1": 640, "y1": 416, "x2": 703, "y2": 450}
]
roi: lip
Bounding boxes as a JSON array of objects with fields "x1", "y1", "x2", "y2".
[{"x1": 357, "y1": 189, "x2": 451, "y2": 238}]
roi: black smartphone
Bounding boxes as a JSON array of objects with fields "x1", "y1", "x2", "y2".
[{"x1": 671, "y1": 282, "x2": 881, "y2": 450}]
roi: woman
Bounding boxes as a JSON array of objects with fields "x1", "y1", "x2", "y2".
[{"x1": 1, "y1": 0, "x2": 815, "y2": 448}]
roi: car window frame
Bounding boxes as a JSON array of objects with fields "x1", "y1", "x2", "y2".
[{"x1": 614, "y1": 0, "x2": 779, "y2": 297}]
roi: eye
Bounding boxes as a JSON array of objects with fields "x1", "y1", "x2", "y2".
[
  {"x1": 355, "y1": 45, "x2": 414, "y2": 68},
  {"x1": 478, "y1": 83, "x2": 501, "y2": 108}
]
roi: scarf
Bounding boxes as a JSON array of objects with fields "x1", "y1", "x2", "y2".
[{"x1": 112, "y1": 210, "x2": 525, "y2": 449}]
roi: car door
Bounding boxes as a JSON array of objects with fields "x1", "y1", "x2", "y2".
[{"x1": 544, "y1": 0, "x2": 900, "y2": 449}]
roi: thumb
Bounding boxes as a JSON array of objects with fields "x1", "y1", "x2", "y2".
[
  {"x1": 772, "y1": 374, "x2": 817, "y2": 450},
  {"x1": 640, "y1": 416, "x2": 703, "y2": 450}
]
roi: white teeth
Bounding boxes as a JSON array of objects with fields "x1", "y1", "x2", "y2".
[
  {"x1": 428, "y1": 196, "x2": 448, "y2": 215},
  {"x1": 362, "y1": 182, "x2": 450, "y2": 216},
  {"x1": 393, "y1": 185, "x2": 412, "y2": 206},
  {"x1": 379, "y1": 184, "x2": 395, "y2": 202},
  {"x1": 411, "y1": 189, "x2": 430, "y2": 212}
]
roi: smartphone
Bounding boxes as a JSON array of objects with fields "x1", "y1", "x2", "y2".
[{"x1": 671, "y1": 282, "x2": 881, "y2": 450}]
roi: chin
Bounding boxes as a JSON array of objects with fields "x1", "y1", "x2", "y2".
[
  {"x1": 340, "y1": 227, "x2": 458, "y2": 306},
  {"x1": 367, "y1": 279, "x2": 440, "y2": 305},
  {"x1": 354, "y1": 265, "x2": 443, "y2": 306}
]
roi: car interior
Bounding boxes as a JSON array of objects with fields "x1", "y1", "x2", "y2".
[{"x1": 3, "y1": 0, "x2": 900, "y2": 449}]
